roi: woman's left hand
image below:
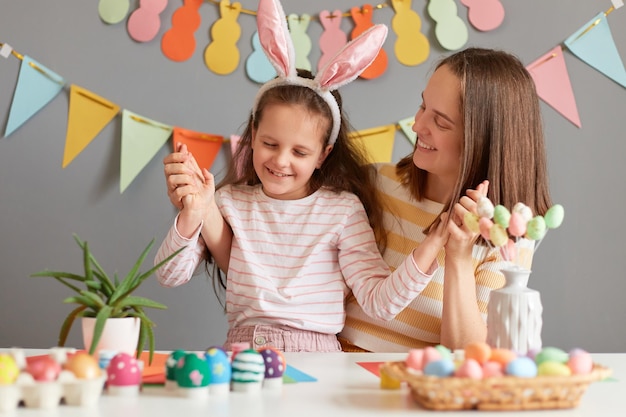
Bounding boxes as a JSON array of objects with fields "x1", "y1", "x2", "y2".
[{"x1": 445, "y1": 180, "x2": 489, "y2": 255}]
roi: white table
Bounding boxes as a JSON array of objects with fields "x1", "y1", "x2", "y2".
[{"x1": 3, "y1": 351, "x2": 625, "y2": 416}]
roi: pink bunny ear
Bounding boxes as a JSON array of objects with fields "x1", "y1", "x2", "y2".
[
  {"x1": 256, "y1": 0, "x2": 296, "y2": 78},
  {"x1": 316, "y1": 24, "x2": 388, "y2": 91}
]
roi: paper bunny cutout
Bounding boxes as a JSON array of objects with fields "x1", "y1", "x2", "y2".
[{"x1": 252, "y1": 0, "x2": 388, "y2": 144}]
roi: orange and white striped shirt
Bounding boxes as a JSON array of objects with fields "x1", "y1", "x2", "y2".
[{"x1": 155, "y1": 184, "x2": 437, "y2": 336}]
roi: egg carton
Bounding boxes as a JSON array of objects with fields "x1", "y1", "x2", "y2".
[
  {"x1": 0, "y1": 369, "x2": 107, "y2": 411},
  {"x1": 0, "y1": 348, "x2": 107, "y2": 412}
]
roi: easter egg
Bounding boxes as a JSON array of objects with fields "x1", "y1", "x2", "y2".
[
  {"x1": 176, "y1": 352, "x2": 210, "y2": 388},
  {"x1": 205, "y1": 347, "x2": 232, "y2": 385},
  {"x1": 463, "y1": 212, "x2": 480, "y2": 233},
  {"x1": 479, "y1": 217, "x2": 493, "y2": 240},
  {"x1": 106, "y1": 352, "x2": 141, "y2": 387},
  {"x1": 505, "y1": 357, "x2": 537, "y2": 378},
  {"x1": 231, "y1": 349, "x2": 265, "y2": 384},
  {"x1": 165, "y1": 349, "x2": 186, "y2": 382},
  {"x1": 512, "y1": 202, "x2": 533, "y2": 222},
  {"x1": 489, "y1": 348, "x2": 517, "y2": 367},
  {"x1": 535, "y1": 347, "x2": 568, "y2": 365},
  {"x1": 508, "y1": 212, "x2": 527, "y2": 237},
  {"x1": 455, "y1": 358, "x2": 483, "y2": 379},
  {"x1": 422, "y1": 346, "x2": 442, "y2": 367},
  {"x1": 493, "y1": 205, "x2": 511, "y2": 228},
  {"x1": 434, "y1": 345, "x2": 452, "y2": 361},
  {"x1": 567, "y1": 350, "x2": 593, "y2": 375},
  {"x1": 526, "y1": 216, "x2": 547, "y2": 240},
  {"x1": 482, "y1": 361, "x2": 504, "y2": 377},
  {"x1": 26, "y1": 355, "x2": 61, "y2": 382},
  {"x1": 64, "y1": 352, "x2": 102, "y2": 379},
  {"x1": 423, "y1": 359, "x2": 455, "y2": 377},
  {"x1": 258, "y1": 347, "x2": 285, "y2": 380},
  {"x1": 537, "y1": 361, "x2": 571, "y2": 376},
  {"x1": 544, "y1": 204, "x2": 565, "y2": 229},
  {"x1": 0, "y1": 354, "x2": 19, "y2": 385},
  {"x1": 464, "y1": 341, "x2": 491, "y2": 365},
  {"x1": 477, "y1": 197, "x2": 495, "y2": 219},
  {"x1": 405, "y1": 349, "x2": 424, "y2": 371},
  {"x1": 490, "y1": 224, "x2": 508, "y2": 246}
]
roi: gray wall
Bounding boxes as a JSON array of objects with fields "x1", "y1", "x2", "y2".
[{"x1": 1, "y1": 0, "x2": 625, "y2": 353}]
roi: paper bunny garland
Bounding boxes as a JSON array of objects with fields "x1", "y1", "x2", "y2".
[{"x1": 252, "y1": 0, "x2": 388, "y2": 144}]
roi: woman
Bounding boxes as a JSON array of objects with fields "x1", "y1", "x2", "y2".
[{"x1": 338, "y1": 47, "x2": 553, "y2": 352}]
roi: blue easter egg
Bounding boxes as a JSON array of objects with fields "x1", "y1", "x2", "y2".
[{"x1": 423, "y1": 359, "x2": 455, "y2": 377}]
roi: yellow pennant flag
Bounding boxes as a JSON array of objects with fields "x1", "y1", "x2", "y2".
[
  {"x1": 349, "y1": 124, "x2": 396, "y2": 164},
  {"x1": 63, "y1": 85, "x2": 120, "y2": 168}
]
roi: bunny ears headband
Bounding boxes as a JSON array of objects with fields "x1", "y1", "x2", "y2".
[{"x1": 253, "y1": 0, "x2": 388, "y2": 145}]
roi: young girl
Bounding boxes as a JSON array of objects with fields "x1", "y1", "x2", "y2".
[
  {"x1": 339, "y1": 47, "x2": 553, "y2": 352},
  {"x1": 154, "y1": 0, "x2": 449, "y2": 352}
]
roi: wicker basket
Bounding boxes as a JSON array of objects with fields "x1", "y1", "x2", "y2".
[{"x1": 380, "y1": 361, "x2": 612, "y2": 411}]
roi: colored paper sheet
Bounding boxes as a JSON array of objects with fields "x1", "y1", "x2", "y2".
[
  {"x1": 4, "y1": 56, "x2": 65, "y2": 137},
  {"x1": 127, "y1": 0, "x2": 168, "y2": 42},
  {"x1": 428, "y1": 0, "x2": 468, "y2": 51},
  {"x1": 460, "y1": 0, "x2": 505, "y2": 32},
  {"x1": 245, "y1": 32, "x2": 277, "y2": 84},
  {"x1": 390, "y1": 0, "x2": 429, "y2": 66},
  {"x1": 349, "y1": 124, "x2": 396, "y2": 164},
  {"x1": 161, "y1": 0, "x2": 204, "y2": 62},
  {"x1": 357, "y1": 361, "x2": 383, "y2": 377},
  {"x1": 172, "y1": 127, "x2": 223, "y2": 171},
  {"x1": 63, "y1": 85, "x2": 120, "y2": 168},
  {"x1": 397, "y1": 116, "x2": 416, "y2": 145},
  {"x1": 527, "y1": 46, "x2": 581, "y2": 128},
  {"x1": 98, "y1": 0, "x2": 130, "y2": 25},
  {"x1": 120, "y1": 110, "x2": 173, "y2": 193},
  {"x1": 564, "y1": 12, "x2": 626, "y2": 88},
  {"x1": 317, "y1": 10, "x2": 347, "y2": 71},
  {"x1": 204, "y1": 0, "x2": 242, "y2": 75}
]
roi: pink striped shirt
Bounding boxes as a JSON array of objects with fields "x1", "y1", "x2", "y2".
[{"x1": 155, "y1": 185, "x2": 436, "y2": 335}]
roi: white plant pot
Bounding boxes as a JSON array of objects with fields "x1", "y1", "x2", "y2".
[{"x1": 81, "y1": 317, "x2": 140, "y2": 357}]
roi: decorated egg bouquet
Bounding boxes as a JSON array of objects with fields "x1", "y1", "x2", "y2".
[{"x1": 380, "y1": 342, "x2": 612, "y2": 411}]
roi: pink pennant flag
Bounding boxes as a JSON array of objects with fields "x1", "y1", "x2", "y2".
[{"x1": 526, "y1": 46, "x2": 581, "y2": 128}]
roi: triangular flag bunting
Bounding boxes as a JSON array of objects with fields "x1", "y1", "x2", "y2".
[
  {"x1": 527, "y1": 46, "x2": 581, "y2": 128},
  {"x1": 349, "y1": 124, "x2": 396, "y2": 164},
  {"x1": 172, "y1": 127, "x2": 224, "y2": 171},
  {"x1": 397, "y1": 116, "x2": 416, "y2": 145},
  {"x1": 4, "y1": 56, "x2": 65, "y2": 137},
  {"x1": 120, "y1": 110, "x2": 173, "y2": 193},
  {"x1": 564, "y1": 12, "x2": 626, "y2": 88},
  {"x1": 63, "y1": 85, "x2": 120, "y2": 168}
]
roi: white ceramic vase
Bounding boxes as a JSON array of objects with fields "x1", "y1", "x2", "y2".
[
  {"x1": 81, "y1": 317, "x2": 140, "y2": 356},
  {"x1": 486, "y1": 266, "x2": 543, "y2": 355}
]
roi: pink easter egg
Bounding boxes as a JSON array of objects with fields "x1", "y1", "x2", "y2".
[
  {"x1": 455, "y1": 358, "x2": 483, "y2": 379},
  {"x1": 482, "y1": 361, "x2": 504, "y2": 377},
  {"x1": 508, "y1": 212, "x2": 527, "y2": 237},
  {"x1": 478, "y1": 217, "x2": 493, "y2": 240},
  {"x1": 406, "y1": 349, "x2": 424, "y2": 371},
  {"x1": 422, "y1": 346, "x2": 442, "y2": 367},
  {"x1": 567, "y1": 352, "x2": 593, "y2": 375}
]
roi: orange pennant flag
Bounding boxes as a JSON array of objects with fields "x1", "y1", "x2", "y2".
[
  {"x1": 172, "y1": 127, "x2": 224, "y2": 171},
  {"x1": 349, "y1": 124, "x2": 396, "y2": 164},
  {"x1": 63, "y1": 85, "x2": 120, "y2": 168}
]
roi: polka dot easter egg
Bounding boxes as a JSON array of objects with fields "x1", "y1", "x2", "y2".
[
  {"x1": 205, "y1": 347, "x2": 232, "y2": 395},
  {"x1": 106, "y1": 352, "x2": 142, "y2": 396},
  {"x1": 165, "y1": 349, "x2": 186, "y2": 390},
  {"x1": 258, "y1": 347, "x2": 285, "y2": 389},
  {"x1": 176, "y1": 352, "x2": 211, "y2": 399}
]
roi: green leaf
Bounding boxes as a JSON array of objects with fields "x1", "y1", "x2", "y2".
[
  {"x1": 88, "y1": 305, "x2": 113, "y2": 355},
  {"x1": 116, "y1": 296, "x2": 167, "y2": 310},
  {"x1": 58, "y1": 305, "x2": 87, "y2": 346},
  {"x1": 31, "y1": 271, "x2": 86, "y2": 282},
  {"x1": 62, "y1": 295, "x2": 99, "y2": 310},
  {"x1": 108, "y1": 240, "x2": 155, "y2": 305},
  {"x1": 82, "y1": 239, "x2": 94, "y2": 284}
]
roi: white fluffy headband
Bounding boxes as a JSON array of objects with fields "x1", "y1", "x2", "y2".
[{"x1": 252, "y1": 0, "x2": 388, "y2": 145}]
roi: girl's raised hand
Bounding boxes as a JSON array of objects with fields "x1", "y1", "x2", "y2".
[{"x1": 164, "y1": 143, "x2": 206, "y2": 209}]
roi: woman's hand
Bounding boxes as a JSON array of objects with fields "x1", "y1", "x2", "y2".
[{"x1": 445, "y1": 180, "x2": 489, "y2": 256}]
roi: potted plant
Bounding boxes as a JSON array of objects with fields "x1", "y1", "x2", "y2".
[{"x1": 31, "y1": 234, "x2": 183, "y2": 365}]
